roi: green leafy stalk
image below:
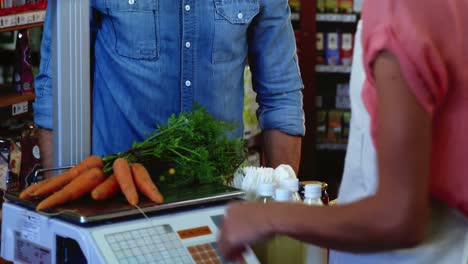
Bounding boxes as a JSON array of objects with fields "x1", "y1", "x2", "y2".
[{"x1": 102, "y1": 105, "x2": 247, "y2": 187}]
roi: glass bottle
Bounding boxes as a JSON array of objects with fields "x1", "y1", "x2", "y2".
[
  {"x1": 303, "y1": 184, "x2": 328, "y2": 264},
  {"x1": 251, "y1": 183, "x2": 276, "y2": 262},
  {"x1": 304, "y1": 184, "x2": 323, "y2": 206},
  {"x1": 274, "y1": 188, "x2": 291, "y2": 202},
  {"x1": 256, "y1": 183, "x2": 275, "y2": 203},
  {"x1": 272, "y1": 188, "x2": 303, "y2": 264},
  {"x1": 280, "y1": 178, "x2": 302, "y2": 202}
]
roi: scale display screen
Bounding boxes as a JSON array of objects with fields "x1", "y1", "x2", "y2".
[{"x1": 14, "y1": 232, "x2": 51, "y2": 264}]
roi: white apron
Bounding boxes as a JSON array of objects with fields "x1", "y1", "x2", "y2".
[{"x1": 328, "y1": 21, "x2": 468, "y2": 264}]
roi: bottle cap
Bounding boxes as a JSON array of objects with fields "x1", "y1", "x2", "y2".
[
  {"x1": 275, "y1": 188, "x2": 291, "y2": 202},
  {"x1": 304, "y1": 184, "x2": 322, "y2": 199},
  {"x1": 280, "y1": 178, "x2": 299, "y2": 192},
  {"x1": 257, "y1": 183, "x2": 275, "y2": 197}
]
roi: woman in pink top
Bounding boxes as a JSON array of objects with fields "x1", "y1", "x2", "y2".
[{"x1": 218, "y1": 0, "x2": 468, "y2": 263}]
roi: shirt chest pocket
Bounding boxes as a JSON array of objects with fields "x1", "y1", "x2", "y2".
[
  {"x1": 106, "y1": 0, "x2": 159, "y2": 60},
  {"x1": 213, "y1": 0, "x2": 259, "y2": 63}
]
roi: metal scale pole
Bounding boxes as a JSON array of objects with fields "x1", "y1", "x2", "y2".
[{"x1": 51, "y1": 0, "x2": 91, "y2": 167}]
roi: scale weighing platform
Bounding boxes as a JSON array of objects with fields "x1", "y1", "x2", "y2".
[{"x1": 1, "y1": 184, "x2": 260, "y2": 264}]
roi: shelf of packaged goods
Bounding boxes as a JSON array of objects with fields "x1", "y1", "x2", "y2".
[
  {"x1": 315, "y1": 65, "x2": 352, "y2": 74},
  {"x1": 316, "y1": 143, "x2": 347, "y2": 151},
  {"x1": 316, "y1": 13, "x2": 358, "y2": 23},
  {"x1": 0, "y1": 9, "x2": 46, "y2": 33},
  {"x1": 0, "y1": 91, "x2": 35, "y2": 120}
]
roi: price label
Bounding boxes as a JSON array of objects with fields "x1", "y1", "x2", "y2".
[
  {"x1": 12, "y1": 102, "x2": 28, "y2": 116},
  {"x1": 290, "y1": 13, "x2": 300, "y2": 21}
]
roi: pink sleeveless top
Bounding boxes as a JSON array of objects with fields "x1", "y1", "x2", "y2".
[{"x1": 361, "y1": 0, "x2": 468, "y2": 216}]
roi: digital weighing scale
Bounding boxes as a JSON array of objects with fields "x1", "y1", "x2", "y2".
[{"x1": 1, "y1": 184, "x2": 260, "y2": 264}]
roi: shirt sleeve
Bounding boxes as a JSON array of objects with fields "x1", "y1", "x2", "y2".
[
  {"x1": 33, "y1": 3, "x2": 53, "y2": 130},
  {"x1": 361, "y1": 0, "x2": 449, "y2": 117},
  {"x1": 248, "y1": 0, "x2": 305, "y2": 136}
]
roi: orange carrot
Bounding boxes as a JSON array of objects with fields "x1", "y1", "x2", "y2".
[
  {"x1": 32, "y1": 155, "x2": 103, "y2": 197},
  {"x1": 19, "y1": 178, "x2": 53, "y2": 200},
  {"x1": 113, "y1": 158, "x2": 139, "y2": 206},
  {"x1": 131, "y1": 163, "x2": 164, "y2": 204},
  {"x1": 91, "y1": 174, "x2": 120, "y2": 201},
  {"x1": 36, "y1": 168, "x2": 106, "y2": 211}
]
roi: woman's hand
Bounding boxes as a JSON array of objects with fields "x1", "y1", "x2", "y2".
[{"x1": 218, "y1": 202, "x2": 274, "y2": 260}]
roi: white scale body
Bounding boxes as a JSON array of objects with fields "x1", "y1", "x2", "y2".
[{"x1": 1, "y1": 190, "x2": 259, "y2": 264}]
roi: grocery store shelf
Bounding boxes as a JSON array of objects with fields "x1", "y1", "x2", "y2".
[
  {"x1": 316, "y1": 13, "x2": 358, "y2": 23},
  {"x1": 317, "y1": 143, "x2": 347, "y2": 151},
  {"x1": 316, "y1": 65, "x2": 352, "y2": 73},
  {"x1": 0, "y1": 9, "x2": 46, "y2": 33},
  {"x1": 0, "y1": 92, "x2": 35, "y2": 120}
]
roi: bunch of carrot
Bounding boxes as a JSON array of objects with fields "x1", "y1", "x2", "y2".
[{"x1": 19, "y1": 156, "x2": 164, "y2": 211}]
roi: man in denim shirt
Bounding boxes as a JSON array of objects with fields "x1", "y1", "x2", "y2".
[{"x1": 34, "y1": 0, "x2": 305, "y2": 173}]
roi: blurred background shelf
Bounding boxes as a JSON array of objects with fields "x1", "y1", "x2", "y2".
[
  {"x1": 0, "y1": 91, "x2": 35, "y2": 121},
  {"x1": 316, "y1": 143, "x2": 347, "y2": 151},
  {"x1": 316, "y1": 13, "x2": 358, "y2": 23},
  {"x1": 0, "y1": 9, "x2": 46, "y2": 33},
  {"x1": 316, "y1": 65, "x2": 352, "y2": 73}
]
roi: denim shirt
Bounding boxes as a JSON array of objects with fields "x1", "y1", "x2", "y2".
[{"x1": 34, "y1": 0, "x2": 305, "y2": 156}]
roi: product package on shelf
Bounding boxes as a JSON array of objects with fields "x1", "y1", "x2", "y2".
[
  {"x1": 325, "y1": 32, "x2": 340, "y2": 65},
  {"x1": 316, "y1": 111, "x2": 328, "y2": 144},
  {"x1": 317, "y1": 32, "x2": 355, "y2": 68},
  {"x1": 317, "y1": 110, "x2": 351, "y2": 147},
  {"x1": 342, "y1": 112, "x2": 351, "y2": 143},
  {"x1": 340, "y1": 33, "x2": 354, "y2": 66},
  {"x1": 13, "y1": 29, "x2": 34, "y2": 94},
  {"x1": 289, "y1": 0, "x2": 301, "y2": 30},
  {"x1": 336, "y1": 83, "x2": 350, "y2": 97},
  {"x1": 316, "y1": 32, "x2": 325, "y2": 65},
  {"x1": 353, "y1": 0, "x2": 363, "y2": 13},
  {"x1": 19, "y1": 125, "x2": 41, "y2": 190},
  {"x1": 327, "y1": 111, "x2": 342, "y2": 144},
  {"x1": 336, "y1": 83, "x2": 351, "y2": 109},
  {"x1": 325, "y1": 0, "x2": 339, "y2": 13},
  {"x1": 0, "y1": 125, "x2": 42, "y2": 193},
  {"x1": 339, "y1": 0, "x2": 353, "y2": 13},
  {"x1": 0, "y1": 0, "x2": 46, "y2": 10},
  {"x1": 335, "y1": 96, "x2": 350, "y2": 109},
  {"x1": 317, "y1": 0, "x2": 326, "y2": 13},
  {"x1": 0, "y1": 138, "x2": 21, "y2": 192}
]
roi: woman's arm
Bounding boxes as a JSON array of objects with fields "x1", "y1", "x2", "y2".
[{"x1": 218, "y1": 52, "x2": 432, "y2": 259}]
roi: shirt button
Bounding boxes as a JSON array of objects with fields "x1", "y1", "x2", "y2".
[
  {"x1": 185, "y1": 42, "x2": 191, "y2": 48},
  {"x1": 185, "y1": 5, "x2": 191, "y2": 11},
  {"x1": 128, "y1": 0, "x2": 135, "y2": 4},
  {"x1": 237, "y1": 12, "x2": 243, "y2": 19},
  {"x1": 185, "y1": 80, "x2": 192, "y2": 87}
]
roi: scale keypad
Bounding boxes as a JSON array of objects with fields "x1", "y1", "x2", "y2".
[{"x1": 105, "y1": 224, "x2": 193, "y2": 264}]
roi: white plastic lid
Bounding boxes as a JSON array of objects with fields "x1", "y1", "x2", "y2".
[
  {"x1": 257, "y1": 183, "x2": 275, "y2": 197},
  {"x1": 304, "y1": 184, "x2": 322, "y2": 199},
  {"x1": 275, "y1": 188, "x2": 291, "y2": 202},
  {"x1": 280, "y1": 178, "x2": 299, "y2": 192}
]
